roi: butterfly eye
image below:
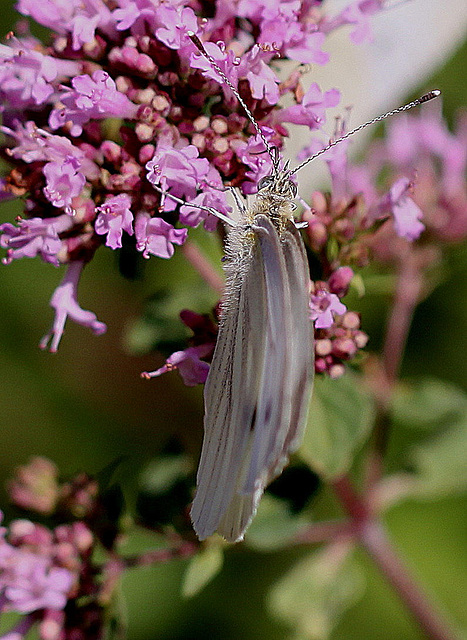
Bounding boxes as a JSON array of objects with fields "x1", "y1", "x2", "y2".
[
  {"x1": 257, "y1": 176, "x2": 274, "y2": 191},
  {"x1": 289, "y1": 181, "x2": 297, "y2": 198}
]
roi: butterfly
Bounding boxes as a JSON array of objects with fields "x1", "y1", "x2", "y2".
[{"x1": 156, "y1": 33, "x2": 439, "y2": 542}]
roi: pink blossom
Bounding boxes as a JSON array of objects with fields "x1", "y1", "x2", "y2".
[
  {"x1": 142, "y1": 344, "x2": 212, "y2": 387},
  {"x1": 8, "y1": 457, "x2": 59, "y2": 516},
  {"x1": 180, "y1": 191, "x2": 229, "y2": 231},
  {"x1": 146, "y1": 142, "x2": 209, "y2": 209},
  {"x1": 320, "y1": 0, "x2": 383, "y2": 44},
  {"x1": 372, "y1": 177, "x2": 425, "y2": 241},
  {"x1": 0, "y1": 215, "x2": 71, "y2": 266},
  {"x1": 234, "y1": 130, "x2": 275, "y2": 193},
  {"x1": 43, "y1": 157, "x2": 86, "y2": 211},
  {"x1": 179, "y1": 166, "x2": 230, "y2": 230},
  {"x1": 112, "y1": 0, "x2": 163, "y2": 34},
  {"x1": 40, "y1": 261, "x2": 107, "y2": 352},
  {"x1": 155, "y1": 6, "x2": 198, "y2": 50},
  {"x1": 310, "y1": 290, "x2": 347, "y2": 329},
  {"x1": 49, "y1": 70, "x2": 139, "y2": 137},
  {"x1": 388, "y1": 177, "x2": 425, "y2": 241},
  {"x1": 0, "y1": 516, "x2": 73, "y2": 614},
  {"x1": 283, "y1": 28, "x2": 329, "y2": 65},
  {"x1": 135, "y1": 214, "x2": 187, "y2": 259},
  {"x1": 237, "y1": 45, "x2": 280, "y2": 105},
  {"x1": 0, "y1": 39, "x2": 79, "y2": 108},
  {"x1": 17, "y1": 0, "x2": 116, "y2": 50},
  {"x1": 190, "y1": 41, "x2": 240, "y2": 99},
  {"x1": 280, "y1": 82, "x2": 340, "y2": 128},
  {"x1": 95, "y1": 194, "x2": 134, "y2": 249},
  {"x1": 3, "y1": 555, "x2": 73, "y2": 613},
  {"x1": 1, "y1": 122, "x2": 98, "y2": 180},
  {"x1": 328, "y1": 267, "x2": 354, "y2": 297}
]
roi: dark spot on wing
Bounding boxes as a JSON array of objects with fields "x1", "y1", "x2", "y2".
[{"x1": 248, "y1": 405, "x2": 257, "y2": 432}]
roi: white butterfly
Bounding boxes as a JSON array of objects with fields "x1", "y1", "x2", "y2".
[
  {"x1": 154, "y1": 34, "x2": 439, "y2": 542},
  {"x1": 190, "y1": 168, "x2": 314, "y2": 542}
]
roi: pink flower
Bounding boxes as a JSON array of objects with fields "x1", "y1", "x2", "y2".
[
  {"x1": 237, "y1": 46, "x2": 280, "y2": 105},
  {"x1": 179, "y1": 190, "x2": 229, "y2": 232},
  {"x1": 328, "y1": 267, "x2": 354, "y2": 297},
  {"x1": 155, "y1": 6, "x2": 198, "y2": 50},
  {"x1": 3, "y1": 554, "x2": 73, "y2": 613},
  {"x1": 0, "y1": 39, "x2": 79, "y2": 108},
  {"x1": 95, "y1": 194, "x2": 134, "y2": 249},
  {"x1": 146, "y1": 142, "x2": 209, "y2": 209},
  {"x1": 388, "y1": 178, "x2": 425, "y2": 241},
  {"x1": 43, "y1": 157, "x2": 86, "y2": 211},
  {"x1": 40, "y1": 261, "x2": 107, "y2": 352},
  {"x1": 310, "y1": 290, "x2": 347, "y2": 329},
  {"x1": 112, "y1": 0, "x2": 161, "y2": 34},
  {"x1": 7, "y1": 457, "x2": 59, "y2": 516},
  {"x1": 179, "y1": 166, "x2": 230, "y2": 230},
  {"x1": 142, "y1": 344, "x2": 212, "y2": 387},
  {"x1": 283, "y1": 28, "x2": 329, "y2": 65},
  {"x1": 135, "y1": 214, "x2": 187, "y2": 259},
  {"x1": 190, "y1": 41, "x2": 240, "y2": 99},
  {"x1": 0, "y1": 515, "x2": 74, "y2": 614},
  {"x1": 1, "y1": 122, "x2": 98, "y2": 180},
  {"x1": 234, "y1": 130, "x2": 275, "y2": 193},
  {"x1": 0, "y1": 215, "x2": 71, "y2": 266},
  {"x1": 320, "y1": 0, "x2": 382, "y2": 43},
  {"x1": 17, "y1": 0, "x2": 116, "y2": 50},
  {"x1": 280, "y1": 83, "x2": 340, "y2": 128},
  {"x1": 49, "y1": 70, "x2": 138, "y2": 136},
  {"x1": 373, "y1": 177, "x2": 425, "y2": 241}
]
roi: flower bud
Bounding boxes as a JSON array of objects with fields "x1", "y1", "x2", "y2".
[
  {"x1": 332, "y1": 337, "x2": 357, "y2": 359},
  {"x1": 341, "y1": 311, "x2": 360, "y2": 330},
  {"x1": 328, "y1": 267, "x2": 354, "y2": 297}
]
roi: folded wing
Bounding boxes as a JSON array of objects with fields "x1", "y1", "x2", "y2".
[{"x1": 191, "y1": 215, "x2": 313, "y2": 542}]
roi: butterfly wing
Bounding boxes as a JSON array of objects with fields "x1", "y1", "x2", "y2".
[{"x1": 191, "y1": 214, "x2": 313, "y2": 542}]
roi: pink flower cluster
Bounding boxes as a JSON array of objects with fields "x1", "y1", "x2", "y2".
[
  {"x1": 0, "y1": 457, "x2": 129, "y2": 640},
  {"x1": 0, "y1": 514, "x2": 94, "y2": 640},
  {"x1": 0, "y1": 0, "x2": 385, "y2": 351}
]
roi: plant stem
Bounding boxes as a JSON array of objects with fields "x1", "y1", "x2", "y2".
[
  {"x1": 182, "y1": 241, "x2": 224, "y2": 294},
  {"x1": 360, "y1": 521, "x2": 459, "y2": 640},
  {"x1": 367, "y1": 254, "x2": 424, "y2": 485},
  {"x1": 293, "y1": 519, "x2": 352, "y2": 545},
  {"x1": 123, "y1": 541, "x2": 198, "y2": 568},
  {"x1": 333, "y1": 476, "x2": 460, "y2": 640}
]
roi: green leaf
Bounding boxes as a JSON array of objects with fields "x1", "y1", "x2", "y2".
[
  {"x1": 408, "y1": 417, "x2": 467, "y2": 498},
  {"x1": 391, "y1": 377, "x2": 467, "y2": 431},
  {"x1": 245, "y1": 495, "x2": 308, "y2": 551},
  {"x1": 181, "y1": 545, "x2": 224, "y2": 598},
  {"x1": 300, "y1": 372, "x2": 374, "y2": 479},
  {"x1": 268, "y1": 542, "x2": 364, "y2": 640}
]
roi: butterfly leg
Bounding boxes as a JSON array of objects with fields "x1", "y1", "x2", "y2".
[{"x1": 152, "y1": 184, "x2": 235, "y2": 227}]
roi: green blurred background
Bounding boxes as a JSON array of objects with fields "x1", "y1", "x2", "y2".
[{"x1": 0, "y1": 2, "x2": 466, "y2": 639}]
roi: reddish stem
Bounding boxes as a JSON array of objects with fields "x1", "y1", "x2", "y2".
[
  {"x1": 333, "y1": 476, "x2": 460, "y2": 640},
  {"x1": 383, "y1": 253, "x2": 423, "y2": 384},
  {"x1": 360, "y1": 521, "x2": 459, "y2": 640},
  {"x1": 293, "y1": 519, "x2": 352, "y2": 545},
  {"x1": 367, "y1": 254, "x2": 424, "y2": 485},
  {"x1": 123, "y1": 541, "x2": 198, "y2": 568},
  {"x1": 182, "y1": 241, "x2": 224, "y2": 294}
]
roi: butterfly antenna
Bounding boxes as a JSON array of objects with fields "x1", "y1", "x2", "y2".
[
  {"x1": 188, "y1": 32, "x2": 278, "y2": 172},
  {"x1": 289, "y1": 90, "x2": 441, "y2": 177}
]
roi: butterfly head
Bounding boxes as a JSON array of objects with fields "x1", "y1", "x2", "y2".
[{"x1": 257, "y1": 167, "x2": 297, "y2": 201}]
